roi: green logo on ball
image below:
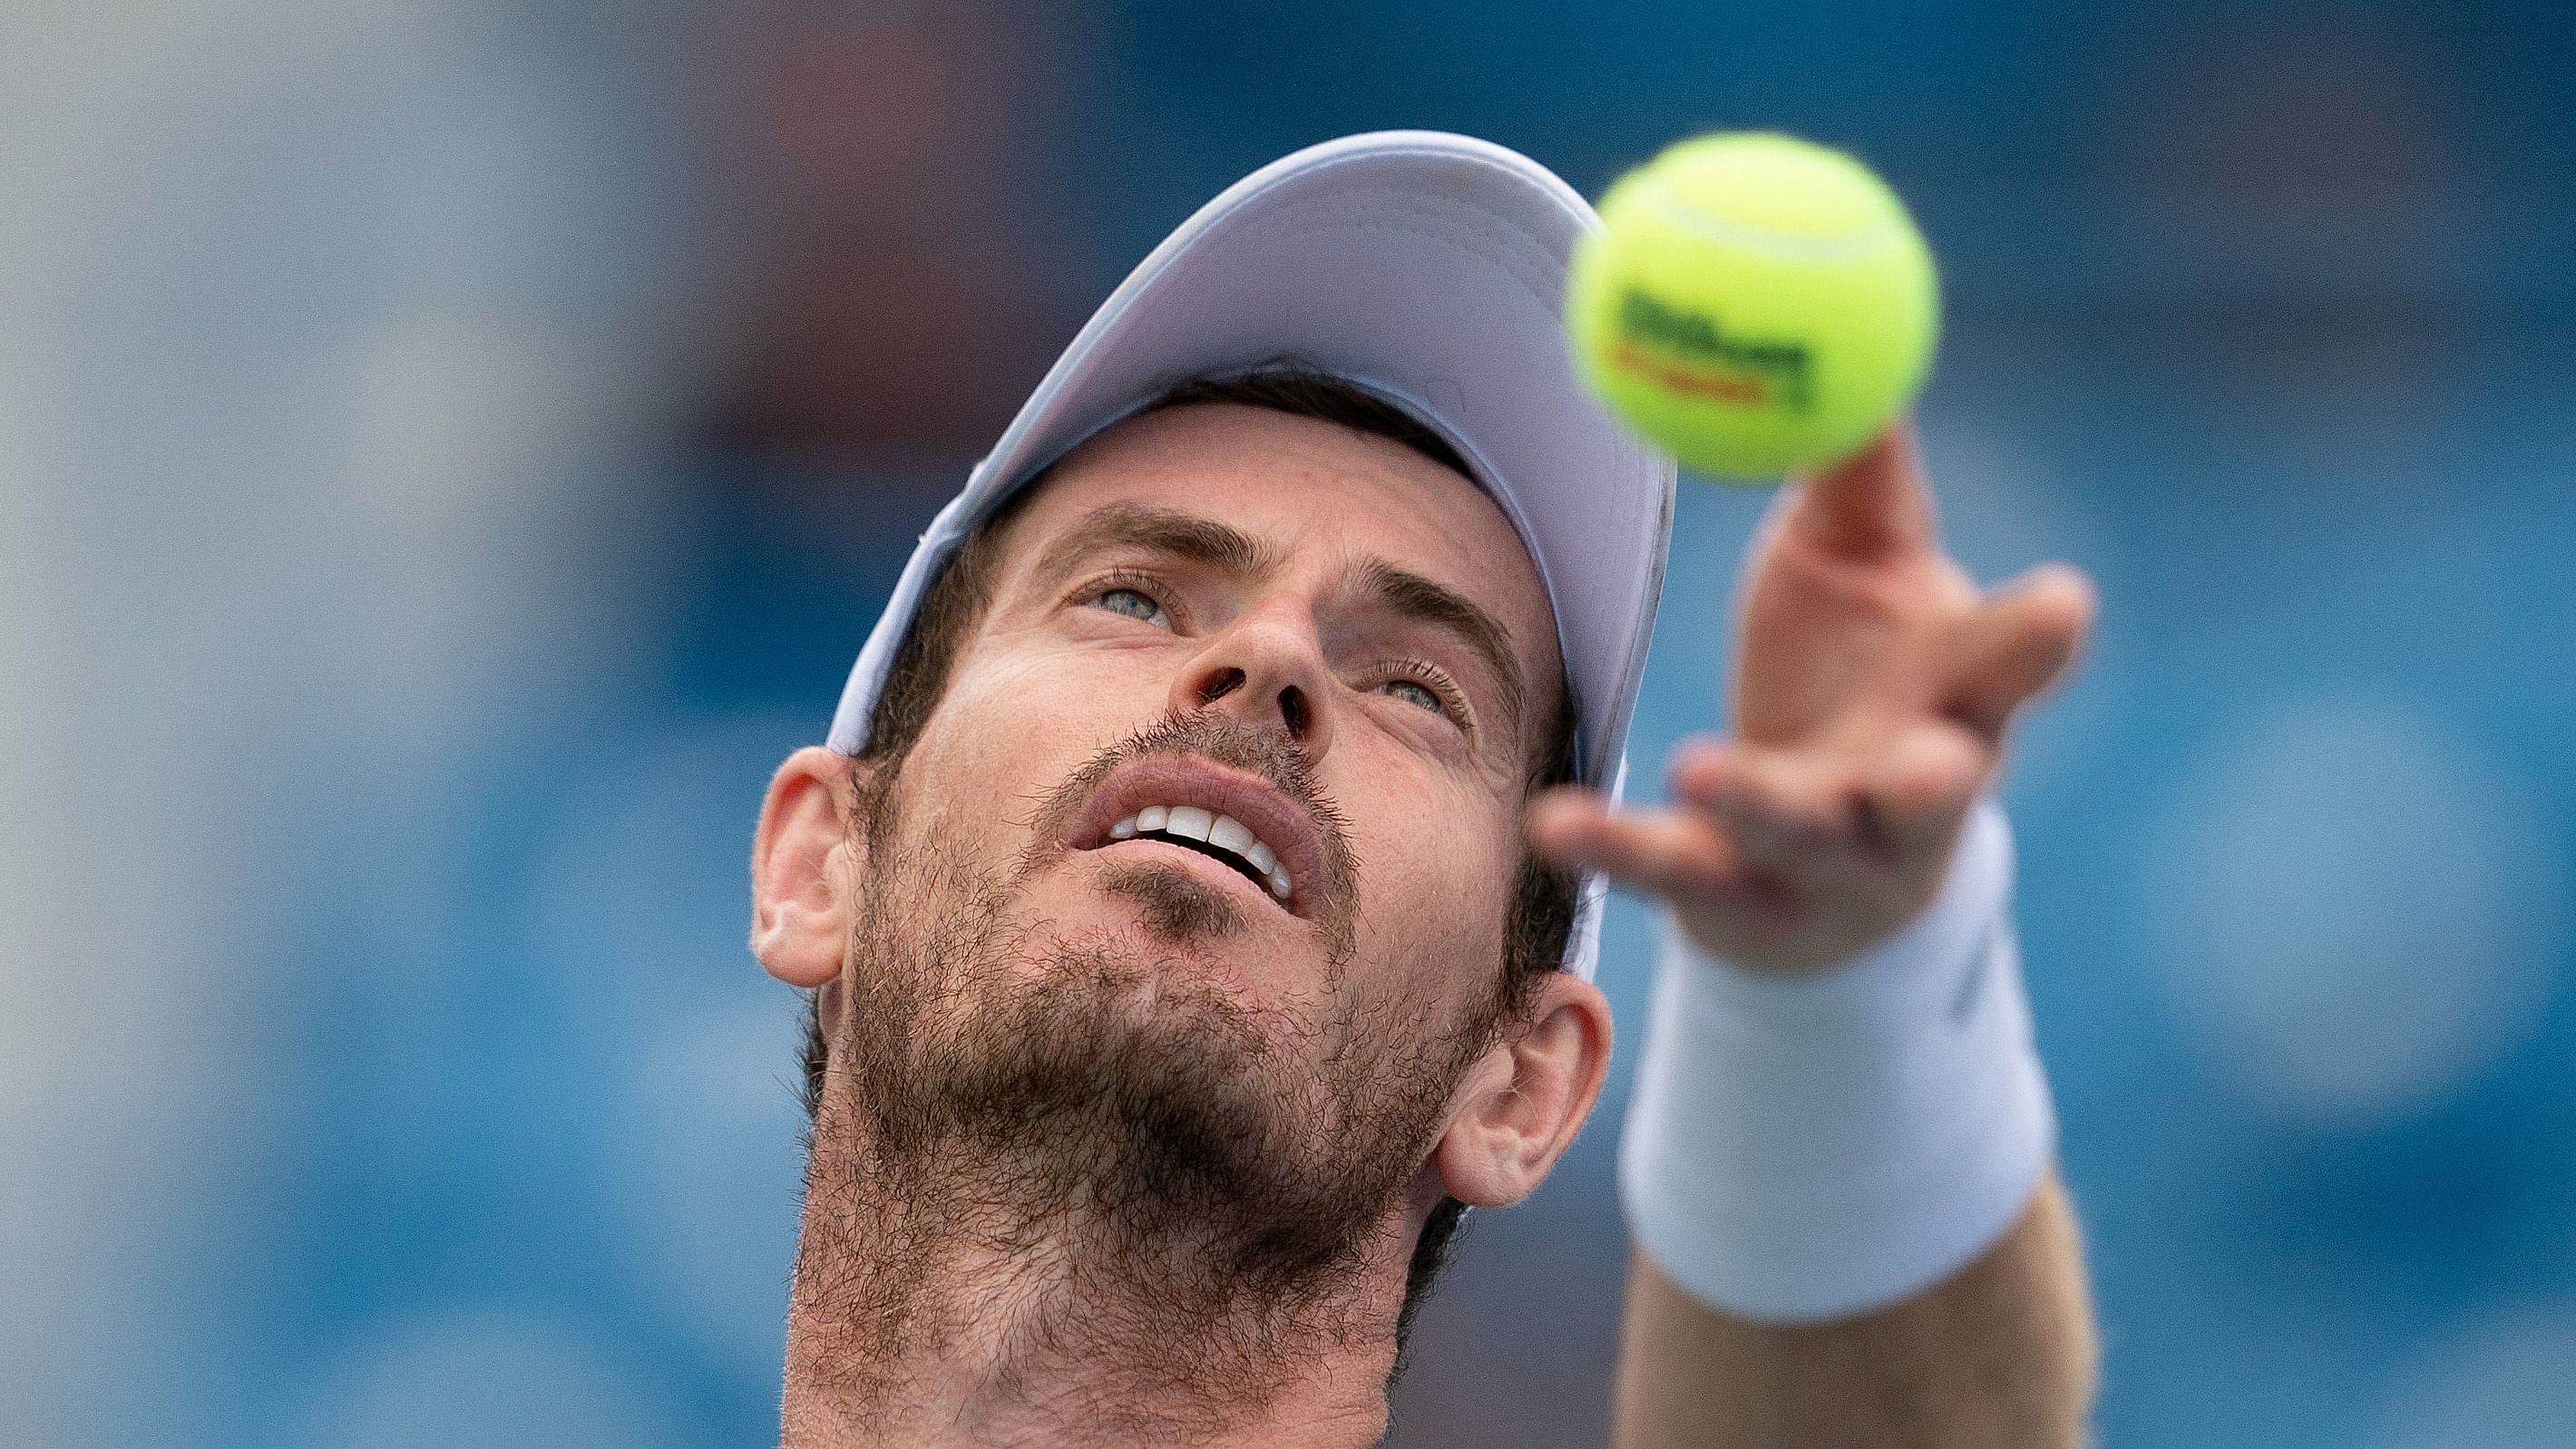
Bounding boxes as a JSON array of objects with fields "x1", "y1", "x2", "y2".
[{"x1": 1614, "y1": 289, "x2": 1813, "y2": 413}]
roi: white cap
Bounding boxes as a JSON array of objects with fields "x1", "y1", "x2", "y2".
[{"x1": 825, "y1": 130, "x2": 1677, "y2": 980}]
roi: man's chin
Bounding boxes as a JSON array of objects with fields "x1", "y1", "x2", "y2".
[{"x1": 1007, "y1": 855, "x2": 1321, "y2": 997}]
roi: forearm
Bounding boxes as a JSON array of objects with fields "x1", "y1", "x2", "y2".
[{"x1": 1612, "y1": 1173, "x2": 2096, "y2": 1449}]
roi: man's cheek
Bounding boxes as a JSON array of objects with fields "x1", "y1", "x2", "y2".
[
  {"x1": 921, "y1": 666, "x2": 1112, "y2": 796},
  {"x1": 950, "y1": 656, "x2": 1171, "y2": 769},
  {"x1": 1345, "y1": 829, "x2": 1509, "y2": 998}
]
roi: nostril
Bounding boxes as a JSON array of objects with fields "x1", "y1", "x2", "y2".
[
  {"x1": 1278, "y1": 685, "x2": 1310, "y2": 738},
  {"x1": 1199, "y1": 667, "x2": 1245, "y2": 705}
]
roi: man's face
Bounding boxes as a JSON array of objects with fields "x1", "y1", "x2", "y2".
[
  {"x1": 874, "y1": 401, "x2": 1564, "y2": 1059},
  {"x1": 779, "y1": 399, "x2": 1582, "y2": 1393}
]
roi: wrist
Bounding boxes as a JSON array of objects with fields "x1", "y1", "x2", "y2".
[
  {"x1": 1617, "y1": 797, "x2": 2056, "y2": 1323},
  {"x1": 1703, "y1": 796, "x2": 2015, "y2": 1010},
  {"x1": 1670, "y1": 801, "x2": 2009, "y2": 977}
]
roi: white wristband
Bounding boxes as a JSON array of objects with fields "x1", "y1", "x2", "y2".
[{"x1": 1617, "y1": 798, "x2": 2055, "y2": 1323}]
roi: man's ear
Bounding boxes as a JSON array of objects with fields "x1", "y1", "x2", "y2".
[
  {"x1": 750, "y1": 745, "x2": 868, "y2": 989},
  {"x1": 1432, "y1": 972, "x2": 1615, "y2": 1209}
]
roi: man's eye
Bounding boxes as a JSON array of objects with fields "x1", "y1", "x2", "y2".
[
  {"x1": 1090, "y1": 586, "x2": 1170, "y2": 628},
  {"x1": 1379, "y1": 677, "x2": 1446, "y2": 715}
]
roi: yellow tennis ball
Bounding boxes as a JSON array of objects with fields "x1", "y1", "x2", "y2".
[{"x1": 1566, "y1": 131, "x2": 1938, "y2": 481}]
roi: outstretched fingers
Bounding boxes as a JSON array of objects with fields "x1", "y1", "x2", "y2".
[
  {"x1": 1527, "y1": 727, "x2": 1999, "y2": 969},
  {"x1": 1667, "y1": 727, "x2": 1989, "y2": 878},
  {"x1": 1859, "y1": 720, "x2": 1990, "y2": 858},
  {"x1": 1939, "y1": 563, "x2": 2095, "y2": 743},
  {"x1": 1668, "y1": 739, "x2": 1854, "y2": 868},
  {"x1": 1527, "y1": 785, "x2": 1751, "y2": 904}
]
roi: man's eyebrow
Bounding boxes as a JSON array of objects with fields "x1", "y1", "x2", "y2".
[
  {"x1": 1029, "y1": 501, "x2": 1279, "y2": 586},
  {"x1": 1028, "y1": 500, "x2": 1530, "y2": 734},
  {"x1": 1352, "y1": 558, "x2": 1527, "y2": 734}
]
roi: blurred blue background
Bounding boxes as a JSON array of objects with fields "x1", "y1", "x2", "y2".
[{"x1": 6, "y1": 2, "x2": 2574, "y2": 1444}]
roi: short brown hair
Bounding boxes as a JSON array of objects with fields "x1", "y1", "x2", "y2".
[{"x1": 804, "y1": 361, "x2": 1583, "y2": 1365}]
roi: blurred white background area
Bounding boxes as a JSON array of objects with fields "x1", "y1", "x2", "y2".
[{"x1": 0, "y1": 5, "x2": 726, "y2": 1440}]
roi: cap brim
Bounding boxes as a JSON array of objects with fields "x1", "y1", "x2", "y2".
[{"x1": 827, "y1": 130, "x2": 1676, "y2": 979}]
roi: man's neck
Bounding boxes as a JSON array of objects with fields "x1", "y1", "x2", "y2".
[
  {"x1": 783, "y1": 1317, "x2": 1397, "y2": 1449},
  {"x1": 781, "y1": 1139, "x2": 1429, "y2": 1448}
]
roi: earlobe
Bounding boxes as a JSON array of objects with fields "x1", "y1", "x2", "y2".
[
  {"x1": 1433, "y1": 974, "x2": 1615, "y2": 1209},
  {"x1": 750, "y1": 745, "x2": 865, "y2": 989}
]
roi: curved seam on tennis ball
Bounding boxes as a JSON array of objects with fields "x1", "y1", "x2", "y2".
[{"x1": 1630, "y1": 175, "x2": 1907, "y2": 265}]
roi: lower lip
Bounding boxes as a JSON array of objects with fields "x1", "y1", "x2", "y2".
[{"x1": 1088, "y1": 838, "x2": 1293, "y2": 915}]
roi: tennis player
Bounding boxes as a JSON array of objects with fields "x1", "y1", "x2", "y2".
[{"x1": 748, "y1": 131, "x2": 2099, "y2": 1447}]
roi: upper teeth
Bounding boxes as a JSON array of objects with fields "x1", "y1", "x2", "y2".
[{"x1": 1107, "y1": 804, "x2": 1292, "y2": 901}]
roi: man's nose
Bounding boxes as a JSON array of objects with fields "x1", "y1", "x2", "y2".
[{"x1": 1168, "y1": 598, "x2": 1336, "y2": 754}]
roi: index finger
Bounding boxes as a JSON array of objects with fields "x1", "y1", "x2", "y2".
[{"x1": 1783, "y1": 421, "x2": 1937, "y2": 561}]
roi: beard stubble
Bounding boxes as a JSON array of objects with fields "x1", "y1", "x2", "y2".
[{"x1": 792, "y1": 715, "x2": 1497, "y2": 1435}]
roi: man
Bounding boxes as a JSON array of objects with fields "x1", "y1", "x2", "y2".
[{"x1": 749, "y1": 132, "x2": 2098, "y2": 1446}]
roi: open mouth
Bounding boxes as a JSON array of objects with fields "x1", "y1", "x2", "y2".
[
  {"x1": 1105, "y1": 804, "x2": 1292, "y2": 903},
  {"x1": 1060, "y1": 753, "x2": 1329, "y2": 921}
]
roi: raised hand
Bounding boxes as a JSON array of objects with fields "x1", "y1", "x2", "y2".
[{"x1": 1529, "y1": 424, "x2": 2093, "y2": 974}]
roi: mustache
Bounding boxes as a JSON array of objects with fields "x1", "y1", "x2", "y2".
[{"x1": 1021, "y1": 713, "x2": 1361, "y2": 929}]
